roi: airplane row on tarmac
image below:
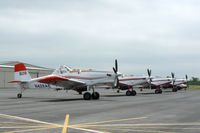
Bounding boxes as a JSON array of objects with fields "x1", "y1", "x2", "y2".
[{"x1": 9, "y1": 60, "x2": 188, "y2": 100}]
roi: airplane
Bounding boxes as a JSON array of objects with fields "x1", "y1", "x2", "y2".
[
  {"x1": 162, "y1": 74, "x2": 189, "y2": 91},
  {"x1": 115, "y1": 75, "x2": 148, "y2": 96},
  {"x1": 145, "y1": 70, "x2": 188, "y2": 93},
  {"x1": 140, "y1": 69, "x2": 172, "y2": 94},
  {"x1": 9, "y1": 60, "x2": 121, "y2": 100}
]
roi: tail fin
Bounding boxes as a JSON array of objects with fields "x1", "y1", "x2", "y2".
[{"x1": 14, "y1": 63, "x2": 31, "y2": 81}]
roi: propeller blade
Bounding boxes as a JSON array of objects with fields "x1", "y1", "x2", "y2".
[
  {"x1": 147, "y1": 69, "x2": 150, "y2": 77},
  {"x1": 113, "y1": 67, "x2": 117, "y2": 74},
  {"x1": 171, "y1": 72, "x2": 175, "y2": 88},
  {"x1": 185, "y1": 74, "x2": 189, "y2": 88},
  {"x1": 115, "y1": 59, "x2": 118, "y2": 72},
  {"x1": 147, "y1": 69, "x2": 152, "y2": 89},
  {"x1": 113, "y1": 59, "x2": 119, "y2": 88},
  {"x1": 171, "y1": 72, "x2": 175, "y2": 79}
]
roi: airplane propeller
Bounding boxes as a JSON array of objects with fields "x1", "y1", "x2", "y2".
[
  {"x1": 185, "y1": 74, "x2": 189, "y2": 88},
  {"x1": 171, "y1": 72, "x2": 176, "y2": 89},
  {"x1": 147, "y1": 69, "x2": 152, "y2": 89},
  {"x1": 113, "y1": 59, "x2": 120, "y2": 88}
]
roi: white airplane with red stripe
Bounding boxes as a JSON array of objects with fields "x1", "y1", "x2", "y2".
[
  {"x1": 162, "y1": 74, "x2": 188, "y2": 91},
  {"x1": 117, "y1": 75, "x2": 148, "y2": 96},
  {"x1": 146, "y1": 70, "x2": 188, "y2": 93},
  {"x1": 9, "y1": 60, "x2": 121, "y2": 100}
]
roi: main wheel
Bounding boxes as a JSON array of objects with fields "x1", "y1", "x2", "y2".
[
  {"x1": 83, "y1": 92, "x2": 91, "y2": 100},
  {"x1": 92, "y1": 92, "x2": 100, "y2": 100},
  {"x1": 117, "y1": 90, "x2": 120, "y2": 93},
  {"x1": 132, "y1": 90, "x2": 137, "y2": 96},
  {"x1": 17, "y1": 93, "x2": 22, "y2": 98},
  {"x1": 126, "y1": 90, "x2": 132, "y2": 96},
  {"x1": 155, "y1": 90, "x2": 159, "y2": 94}
]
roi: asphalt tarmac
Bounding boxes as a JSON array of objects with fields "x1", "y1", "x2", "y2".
[{"x1": 0, "y1": 88, "x2": 200, "y2": 133}]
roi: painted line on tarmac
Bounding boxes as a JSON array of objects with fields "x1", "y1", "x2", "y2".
[
  {"x1": 0, "y1": 113, "x2": 106, "y2": 133},
  {"x1": 77, "y1": 122, "x2": 200, "y2": 127},
  {"x1": 71, "y1": 127, "x2": 111, "y2": 133},
  {"x1": 80, "y1": 125, "x2": 200, "y2": 130},
  {"x1": 0, "y1": 113, "x2": 62, "y2": 127},
  {"x1": 76, "y1": 127, "x2": 177, "y2": 133},
  {"x1": 71, "y1": 116, "x2": 148, "y2": 127},
  {"x1": 2, "y1": 127, "x2": 58, "y2": 133},
  {"x1": 0, "y1": 126, "x2": 53, "y2": 129},
  {"x1": 62, "y1": 114, "x2": 69, "y2": 133}
]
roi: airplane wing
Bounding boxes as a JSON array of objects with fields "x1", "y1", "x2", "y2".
[{"x1": 37, "y1": 75, "x2": 85, "y2": 89}]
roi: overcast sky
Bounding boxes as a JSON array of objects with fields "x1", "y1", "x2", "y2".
[{"x1": 0, "y1": 0, "x2": 200, "y2": 78}]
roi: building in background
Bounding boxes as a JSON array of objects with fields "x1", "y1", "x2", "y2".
[{"x1": 0, "y1": 61, "x2": 54, "y2": 88}]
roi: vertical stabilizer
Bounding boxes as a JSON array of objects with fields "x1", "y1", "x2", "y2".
[{"x1": 14, "y1": 63, "x2": 31, "y2": 81}]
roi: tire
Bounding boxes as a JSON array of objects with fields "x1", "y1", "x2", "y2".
[
  {"x1": 126, "y1": 90, "x2": 132, "y2": 96},
  {"x1": 177, "y1": 86, "x2": 182, "y2": 90},
  {"x1": 132, "y1": 90, "x2": 137, "y2": 96},
  {"x1": 155, "y1": 90, "x2": 159, "y2": 94},
  {"x1": 83, "y1": 92, "x2": 91, "y2": 100},
  {"x1": 159, "y1": 89, "x2": 162, "y2": 94},
  {"x1": 17, "y1": 93, "x2": 22, "y2": 98},
  {"x1": 92, "y1": 92, "x2": 100, "y2": 100}
]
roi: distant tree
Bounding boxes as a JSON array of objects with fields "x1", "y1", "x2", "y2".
[
  {"x1": 188, "y1": 77, "x2": 200, "y2": 85},
  {"x1": 191, "y1": 77, "x2": 199, "y2": 82}
]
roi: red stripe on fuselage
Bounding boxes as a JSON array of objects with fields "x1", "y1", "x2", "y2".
[
  {"x1": 64, "y1": 76, "x2": 105, "y2": 80},
  {"x1": 153, "y1": 80, "x2": 170, "y2": 82},
  {"x1": 156, "y1": 81, "x2": 171, "y2": 87},
  {"x1": 120, "y1": 78, "x2": 146, "y2": 81}
]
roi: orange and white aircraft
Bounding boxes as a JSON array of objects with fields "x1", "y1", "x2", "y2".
[{"x1": 9, "y1": 60, "x2": 121, "y2": 100}]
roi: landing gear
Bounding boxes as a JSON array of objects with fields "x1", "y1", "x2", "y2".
[
  {"x1": 172, "y1": 88, "x2": 177, "y2": 92},
  {"x1": 132, "y1": 90, "x2": 137, "y2": 96},
  {"x1": 83, "y1": 92, "x2": 91, "y2": 100},
  {"x1": 17, "y1": 93, "x2": 22, "y2": 98},
  {"x1": 92, "y1": 92, "x2": 100, "y2": 100},
  {"x1": 117, "y1": 90, "x2": 120, "y2": 93},
  {"x1": 126, "y1": 90, "x2": 137, "y2": 96},
  {"x1": 155, "y1": 89, "x2": 162, "y2": 94},
  {"x1": 83, "y1": 90, "x2": 100, "y2": 100},
  {"x1": 126, "y1": 90, "x2": 132, "y2": 96}
]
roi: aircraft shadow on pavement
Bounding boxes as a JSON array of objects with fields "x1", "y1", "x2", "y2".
[
  {"x1": 8, "y1": 97, "x2": 84, "y2": 102},
  {"x1": 38, "y1": 98, "x2": 84, "y2": 102}
]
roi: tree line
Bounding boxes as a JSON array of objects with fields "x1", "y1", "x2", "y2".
[{"x1": 188, "y1": 77, "x2": 200, "y2": 85}]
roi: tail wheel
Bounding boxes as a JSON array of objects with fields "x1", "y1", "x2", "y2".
[
  {"x1": 92, "y1": 92, "x2": 100, "y2": 100},
  {"x1": 83, "y1": 92, "x2": 91, "y2": 100},
  {"x1": 17, "y1": 93, "x2": 22, "y2": 98},
  {"x1": 126, "y1": 90, "x2": 132, "y2": 96},
  {"x1": 132, "y1": 90, "x2": 137, "y2": 96}
]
